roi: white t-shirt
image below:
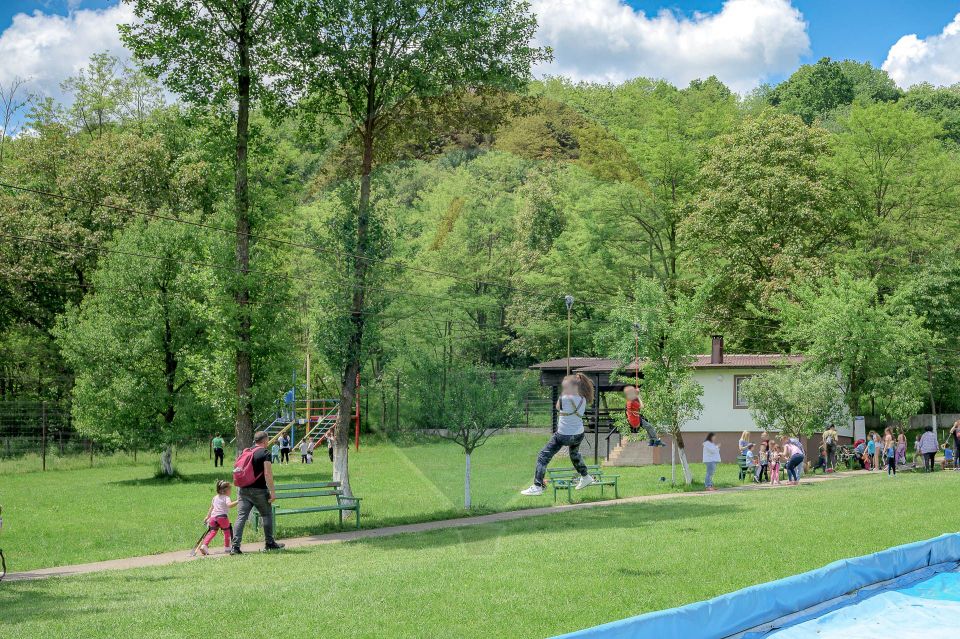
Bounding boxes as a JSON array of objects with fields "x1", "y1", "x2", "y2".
[
  {"x1": 210, "y1": 494, "x2": 231, "y2": 518},
  {"x1": 703, "y1": 441, "x2": 721, "y2": 463},
  {"x1": 557, "y1": 395, "x2": 586, "y2": 435},
  {"x1": 300, "y1": 441, "x2": 310, "y2": 455}
]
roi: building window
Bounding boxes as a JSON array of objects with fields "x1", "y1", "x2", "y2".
[{"x1": 734, "y1": 375, "x2": 752, "y2": 409}]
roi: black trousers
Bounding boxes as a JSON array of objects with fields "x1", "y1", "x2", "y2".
[
  {"x1": 886, "y1": 456, "x2": 896, "y2": 474},
  {"x1": 923, "y1": 452, "x2": 936, "y2": 472},
  {"x1": 280, "y1": 448, "x2": 290, "y2": 463},
  {"x1": 214, "y1": 448, "x2": 224, "y2": 467}
]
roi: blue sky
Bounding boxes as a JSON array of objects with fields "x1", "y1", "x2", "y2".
[
  {"x1": 627, "y1": 1, "x2": 960, "y2": 67},
  {"x1": 1, "y1": 0, "x2": 959, "y2": 114}
]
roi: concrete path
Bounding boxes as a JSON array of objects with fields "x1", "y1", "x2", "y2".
[{"x1": 4, "y1": 470, "x2": 865, "y2": 583}]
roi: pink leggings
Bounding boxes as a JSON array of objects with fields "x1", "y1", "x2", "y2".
[{"x1": 202, "y1": 516, "x2": 232, "y2": 547}]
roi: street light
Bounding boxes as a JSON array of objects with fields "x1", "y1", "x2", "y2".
[{"x1": 565, "y1": 295, "x2": 574, "y2": 374}]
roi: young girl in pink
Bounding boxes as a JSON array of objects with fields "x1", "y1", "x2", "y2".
[
  {"x1": 199, "y1": 480, "x2": 237, "y2": 555},
  {"x1": 770, "y1": 444, "x2": 782, "y2": 486}
]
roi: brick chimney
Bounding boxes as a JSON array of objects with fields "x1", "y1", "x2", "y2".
[{"x1": 711, "y1": 335, "x2": 724, "y2": 364}]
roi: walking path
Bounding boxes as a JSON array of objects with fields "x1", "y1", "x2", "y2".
[{"x1": 5, "y1": 470, "x2": 866, "y2": 583}]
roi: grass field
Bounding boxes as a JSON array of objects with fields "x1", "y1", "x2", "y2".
[
  {"x1": 2, "y1": 472, "x2": 957, "y2": 639},
  {"x1": 0, "y1": 433, "x2": 744, "y2": 571}
]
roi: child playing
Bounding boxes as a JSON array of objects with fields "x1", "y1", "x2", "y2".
[
  {"x1": 199, "y1": 480, "x2": 237, "y2": 555},
  {"x1": 300, "y1": 437, "x2": 311, "y2": 464},
  {"x1": 770, "y1": 444, "x2": 782, "y2": 486},
  {"x1": 271, "y1": 442, "x2": 281, "y2": 463},
  {"x1": 623, "y1": 386, "x2": 663, "y2": 446},
  {"x1": 745, "y1": 443, "x2": 757, "y2": 479},
  {"x1": 896, "y1": 433, "x2": 907, "y2": 466},
  {"x1": 884, "y1": 428, "x2": 896, "y2": 476},
  {"x1": 522, "y1": 373, "x2": 596, "y2": 496},
  {"x1": 755, "y1": 441, "x2": 770, "y2": 483}
]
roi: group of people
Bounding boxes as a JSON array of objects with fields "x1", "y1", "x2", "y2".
[
  {"x1": 706, "y1": 431, "x2": 807, "y2": 490},
  {"x1": 851, "y1": 422, "x2": 960, "y2": 474}
]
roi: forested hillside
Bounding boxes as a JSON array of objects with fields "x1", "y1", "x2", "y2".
[{"x1": 2, "y1": 53, "x2": 959, "y2": 445}]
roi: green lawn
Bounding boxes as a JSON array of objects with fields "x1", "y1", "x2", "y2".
[
  {"x1": 3, "y1": 472, "x2": 957, "y2": 639},
  {"x1": 0, "y1": 433, "x2": 743, "y2": 571}
]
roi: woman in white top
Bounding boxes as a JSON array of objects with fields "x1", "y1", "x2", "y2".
[
  {"x1": 522, "y1": 373, "x2": 596, "y2": 496},
  {"x1": 703, "y1": 433, "x2": 721, "y2": 491}
]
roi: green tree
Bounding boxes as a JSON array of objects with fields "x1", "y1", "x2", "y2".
[
  {"x1": 600, "y1": 277, "x2": 711, "y2": 484},
  {"x1": 837, "y1": 60, "x2": 902, "y2": 104},
  {"x1": 771, "y1": 57, "x2": 855, "y2": 124},
  {"x1": 281, "y1": 0, "x2": 546, "y2": 496},
  {"x1": 901, "y1": 83, "x2": 960, "y2": 144},
  {"x1": 742, "y1": 367, "x2": 847, "y2": 440},
  {"x1": 829, "y1": 102, "x2": 960, "y2": 285},
  {"x1": 56, "y1": 221, "x2": 216, "y2": 475},
  {"x1": 60, "y1": 52, "x2": 123, "y2": 138},
  {"x1": 691, "y1": 110, "x2": 848, "y2": 341},
  {"x1": 122, "y1": 0, "x2": 294, "y2": 448},
  {"x1": 409, "y1": 361, "x2": 532, "y2": 508},
  {"x1": 774, "y1": 272, "x2": 931, "y2": 420}
]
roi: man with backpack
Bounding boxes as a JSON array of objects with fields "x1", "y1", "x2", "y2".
[{"x1": 230, "y1": 431, "x2": 285, "y2": 554}]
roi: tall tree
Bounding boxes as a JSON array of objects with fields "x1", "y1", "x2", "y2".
[
  {"x1": 122, "y1": 0, "x2": 290, "y2": 448},
  {"x1": 281, "y1": 0, "x2": 546, "y2": 495},
  {"x1": 600, "y1": 277, "x2": 712, "y2": 485},
  {"x1": 742, "y1": 367, "x2": 847, "y2": 440},
  {"x1": 0, "y1": 75, "x2": 29, "y2": 168},
  {"x1": 56, "y1": 220, "x2": 215, "y2": 475},
  {"x1": 770, "y1": 57, "x2": 854, "y2": 124}
]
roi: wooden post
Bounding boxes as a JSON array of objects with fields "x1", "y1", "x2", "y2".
[
  {"x1": 41, "y1": 401, "x2": 47, "y2": 471},
  {"x1": 89, "y1": 439, "x2": 93, "y2": 467},
  {"x1": 593, "y1": 374, "x2": 600, "y2": 465},
  {"x1": 355, "y1": 373, "x2": 360, "y2": 451}
]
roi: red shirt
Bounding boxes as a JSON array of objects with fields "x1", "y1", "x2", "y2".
[{"x1": 626, "y1": 398, "x2": 641, "y2": 427}]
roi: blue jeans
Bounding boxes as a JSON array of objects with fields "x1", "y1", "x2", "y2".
[
  {"x1": 786, "y1": 454, "x2": 804, "y2": 482},
  {"x1": 704, "y1": 461, "x2": 718, "y2": 487},
  {"x1": 534, "y1": 432, "x2": 588, "y2": 487}
]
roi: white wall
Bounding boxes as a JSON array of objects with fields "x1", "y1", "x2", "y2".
[
  {"x1": 684, "y1": 368, "x2": 757, "y2": 433},
  {"x1": 682, "y1": 368, "x2": 852, "y2": 437}
]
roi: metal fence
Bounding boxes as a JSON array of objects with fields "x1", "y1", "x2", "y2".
[{"x1": 0, "y1": 400, "x2": 89, "y2": 466}]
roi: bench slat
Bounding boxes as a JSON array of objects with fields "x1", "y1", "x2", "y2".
[
  {"x1": 273, "y1": 490, "x2": 342, "y2": 499},
  {"x1": 275, "y1": 505, "x2": 359, "y2": 516},
  {"x1": 275, "y1": 482, "x2": 340, "y2": 491}
]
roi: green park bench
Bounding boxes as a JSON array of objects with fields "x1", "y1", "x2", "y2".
[
  {"x1": 254, "y1": 481, "x2": 362, "y2": 530},
  {"x1": 546, "y1": 465, "x2": 619, "y2": 503},
  {"x1": 736, "y1": 454, "x2": 754, "y2": 481}
]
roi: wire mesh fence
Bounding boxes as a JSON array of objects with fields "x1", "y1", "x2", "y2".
[{"x1": 0, "y1": 400, "x2": 82, "y2": 464}]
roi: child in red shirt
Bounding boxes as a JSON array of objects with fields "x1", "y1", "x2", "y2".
[{"x1": 623, "y1": 386, "x2": 663, "y2": 446}]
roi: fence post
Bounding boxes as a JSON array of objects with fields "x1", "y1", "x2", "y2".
[
  {"x1": 42, "y1": 401, "x2": 47, "y2": 471},
  {"x1": 395, "y1": 372, "x2": 400, "y2": 431},
  {"x1": 89, "y1": 439, "x2": 94, "y2": 467}
]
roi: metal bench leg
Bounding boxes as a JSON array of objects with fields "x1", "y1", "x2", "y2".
[
  {"x1": 338, "y1": 509, "x2": 343, "y2": 527},
  {"x1": 355, "y1": 506, "x2": 361, "y2": 530}
]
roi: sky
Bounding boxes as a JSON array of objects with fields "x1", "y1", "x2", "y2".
[{"x1": 1, "y1": 0, "x2": 959, "y2": 114}]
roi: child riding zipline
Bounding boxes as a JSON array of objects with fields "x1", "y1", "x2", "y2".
[
  {"x1": 521, "y1": 373, "x2": 596, "y2": 496},
  {"x1": 623, "y1": 385, "x2": 664, "y2": 446}
]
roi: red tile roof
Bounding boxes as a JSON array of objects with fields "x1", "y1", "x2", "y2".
[{"x1": 530, "y1": 354, "x2": 803, "y2": 373}]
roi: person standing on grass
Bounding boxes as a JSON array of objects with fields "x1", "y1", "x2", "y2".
[
  {"x1": 231, "y1": 431, "x2": 285, "y2": 555},
  {"x1": 770, "y1": 443, "x2": 782, "y2": 485},
  {"x1": 703, "y1": 433, "x2": 721, "y2": 491},
  {"x1": 919, "y1": 426, "x2": 939, "y2": 472},
  {"x1": 212, "y1": 433, "x2": 225, "y2": 468},
  {"x1": 279, "y1": 433, "x2": 291, "y2": 464},
  {"x1": 866, "y1": 432, "x2": 877, "y2": 471},
  {"x1": 896, "y1": 432, "x2": 907, "y2": 467},
  {"x1": 782, "y1": 436, "x2": 805, "y2": 485},
  {"x1": 755, "y1": 441, "x2": 770, "y2": 483},
  {"x1": 521, "y1": 373, "x2": 596, "y2": 496},
  {"x1": 884, "y1": 428, "x2": 897, "y2": 476},
  {"x1": 949, "y1": 421, "x2": 960, "y2": 470},
  {"x1": 300, "y1": 437, "x2": 311, "y2": 464},
  {"x1": 822, "y1": 424, "x2": 838, "y2": 471}
]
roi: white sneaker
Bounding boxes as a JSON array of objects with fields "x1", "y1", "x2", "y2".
[
  {"x1": 575, "y1": 475, "x2": 596, "y2": 490},
  {"x1": 521, "y1": 484, "x2": 544, "y2": 496}
]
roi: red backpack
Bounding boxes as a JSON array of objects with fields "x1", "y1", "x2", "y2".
[{"x1": 233, "y1": 447, "x2": 263, "y2": 488}]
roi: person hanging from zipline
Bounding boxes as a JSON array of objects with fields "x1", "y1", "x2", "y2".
[
  {"x1": 521, "y1": 373, "x2": 596, "y2": 496},
  {"x1": 623, "y1": 385, "x2": 664, "y2": 447}
]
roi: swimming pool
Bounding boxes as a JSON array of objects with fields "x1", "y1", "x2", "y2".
[
  {"x1": 751, "y1": 569, "x2": 960, "y2": 639},
  {"x1": 553, "y1": 534, "x2": 960, "y2": 639}
]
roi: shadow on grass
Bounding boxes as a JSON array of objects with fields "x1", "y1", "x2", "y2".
[
  {"x1": 0, "y1": 579, "x2": 120, "y2": 624},
  {"x1": 352, "y1": 501, "x2": 736, "y2": 552},
  {"x1": 108, "y1": 467, "x2": 334, "y2": 487}
]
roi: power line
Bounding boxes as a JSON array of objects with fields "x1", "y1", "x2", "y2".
[{"x1": 0, "y1": 231, "x2": 560, "y2": 317}]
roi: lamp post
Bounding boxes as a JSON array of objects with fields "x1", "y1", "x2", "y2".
[
  {"x1": 632, "y1": 322, "x2": 641, "y2": 389},
  {"x1": 565, "y1": 295, "x2": 574, "y2": 375}
]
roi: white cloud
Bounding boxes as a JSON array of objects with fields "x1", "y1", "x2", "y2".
[
  {"x1": 882, "y1": 13, "x2": 960, "y2": 88},
  {"x1": 531, "y1": 0, "x2": 810, "y2": 92},
  {"x1": 0, "y1": 4, "x2": 135, "y2": 101}
]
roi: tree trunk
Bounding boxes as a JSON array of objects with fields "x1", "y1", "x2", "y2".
[
  {"x1": 333, "y1": 33, "x2": 379, "y2": 496},
  {"x1": 160, "y1": 444, "x2": 174, "y2": 477},
  {"x1": 464, "y1": 451, "x2": 472, "y2": 509},
  {"x1": 233, "y1": 6, "x2": 254, "y2": 450},
  {"x1": 674, "y1": 430, "x2": 693, "y2": 485}
]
